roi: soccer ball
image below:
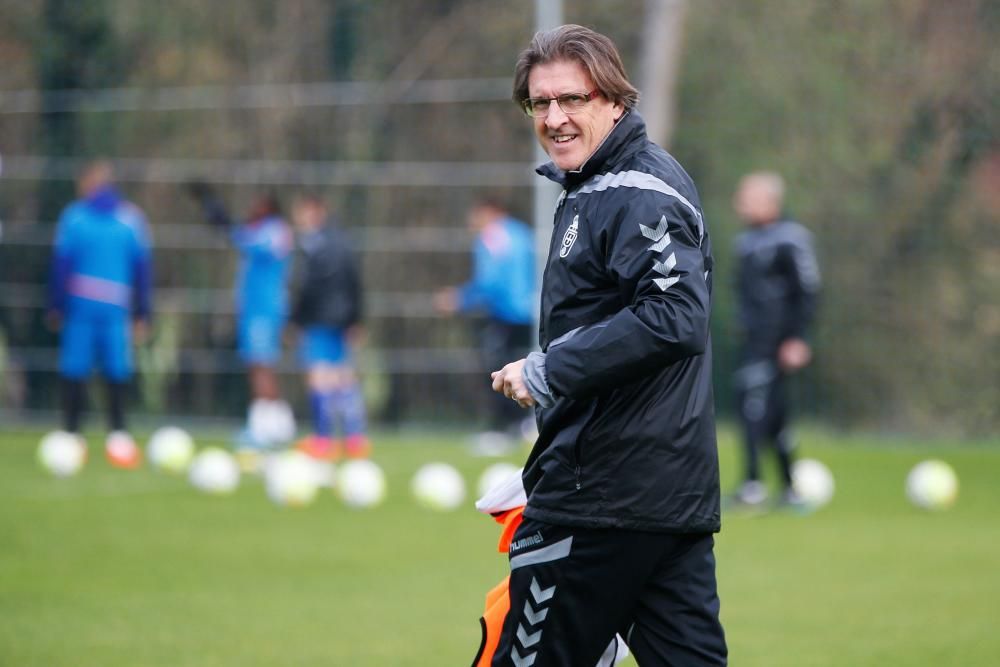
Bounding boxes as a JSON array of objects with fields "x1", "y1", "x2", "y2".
[
  {"x1": 412, "y1": 462, "x2": 466, "y2": 511},
  {"x1": 37, "y1": 431, "x2": 86, "y2": 478},
  {"x1": 906, "y1": 460, "x2": 958, "y2": 510},
  {"x1": 264, "y1": 450, "x2": 322, "y2": 507},
  {"x1": 791, "y1": 458, "x2": 835, "y2": 508},
  {"x1": 147, "y1": 426, "x2": 195, "y2": 474},
  {"x1": 337, "y1": 459, "x2": 386, "y2": 508},
  {"x1": 476, "y1": 462, "x2": 521, "y2": 499},
  {"x1": 248, "y1": 400, "x2": 297, "y2": 446},
  {"x1": 188, "y1": 447, "x2": 240, "y2": 495}
]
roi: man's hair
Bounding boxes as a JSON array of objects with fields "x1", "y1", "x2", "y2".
[
  {"x1": 78, "y1": 159, "x2": 114, "y2": 184},
  {"x1": 473, "y1": 194, "x2": 508, "y2": 213},
  {"x1": 742, "y1": 171, "x2": 786, "y2": 205},
  {"x1": 293, "y1": 191, "x2": 327, "y2": 208},
  {"x1": 512, "y1": 24, "x2": 640, "y2": 111}
]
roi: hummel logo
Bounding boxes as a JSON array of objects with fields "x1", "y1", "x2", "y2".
[
  {"x1": 642, "y1": 215, "x2": 679, "y2": 291},
  {"x1": 510, "y1": 531, "x2": 544, "y2": 553},
  {"x1": 640, "y1": 215, "x2": 671, "y2": 253}
]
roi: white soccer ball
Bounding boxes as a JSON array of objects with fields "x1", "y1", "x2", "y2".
[
  {"x1": 248, "y1": 401, "x2": 297, "y2": 446},
  {"x1": 412, "y1": 462, "x2": 467, "y2": 511},
  {"x1": 477, "y1": 462, "x2": 522, "y2": 499},
  {"x1": 792, "y1": 458, "x2": 835, "y2": 508},
  {"x1": 906, "y1": 459, "x2": 958, "y2": 510},
  {"x1": 37, "y1": 431, "x2": 86, "y2": 478},
  {"x1": 265, "y1": 450, "x2": 322, "y2": 507},
  {"x1": 188, "y1": 447, "x2": 240, "y2": 495},
  {"x1": 147, "y1": 426, "x2": 195, "y2": 474},
  {"x1": 337, "y1": 459, "x2": 386, "y2": 508}
]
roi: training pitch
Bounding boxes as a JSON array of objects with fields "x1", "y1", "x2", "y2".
[{"x1": 1, "y1": 427, "x2": 997, "y2": 666}]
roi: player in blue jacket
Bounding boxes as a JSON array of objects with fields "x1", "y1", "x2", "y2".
[
  {"x1": 188, "y1": 184, "x2": 296, "y2": 451},
  {"x1": 435, "y1": 197, "x2": 536, "y2": 451},
  {"x1": 48, "y1": 160, "x2": 152, "y2": 468}
]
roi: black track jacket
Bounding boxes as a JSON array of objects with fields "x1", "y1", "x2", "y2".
[
  {"x1": 290, "y1": 223, "x2": 362, "y2": 330},
  {"x1": 521, "y1": 111, "x2": 720, "y2": 533}
]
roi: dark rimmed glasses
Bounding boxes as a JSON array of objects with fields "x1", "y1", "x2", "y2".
[{"x1": 520, "y1": 89, "x2": 600, "y2": 118}]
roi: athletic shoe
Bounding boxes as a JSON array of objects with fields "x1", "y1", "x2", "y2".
[
  {"x1": 297, "y1": 435, "x2": 342, "y2": 461},
  {"x1": 105, "y1": 431, "x2": 141, "y2": 469},
  {"x1": 776, "y1": 488, "x2": 812, "y2": 514},
  {"x1": 344, "y1": 434, "x2": 371, "y2": 459},
  {"x1": 723, "y1": 479, "x2": 769, "y2": 511}
]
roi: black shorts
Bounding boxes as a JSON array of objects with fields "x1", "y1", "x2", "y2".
[{"x1": 492, "y1": 517, "x2": 727, "y2": 666}]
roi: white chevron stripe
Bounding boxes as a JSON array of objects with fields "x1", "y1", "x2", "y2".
[
  {"x1": 517, "y1": 623, "x2": 543, "y2": 648},
  {"x1": 653, "y1": 253, "x2": 677, "y2": 277},
  {"x1": 639, "y1": 215, "x2": 668, "y2": 242},
  {"x1": 523, "y1": 600, "x2": 548, "y2": 626},
  {"x1": 648, "y1": 231, "x2": 671, "y2": 253},
  {"x1": 511, "y1": 647, "x2": 537, "y2": 667},
  {"x1": 529, "y1": 577, "x2": 556, "y2": 604},
  {"x1": 510, "y1": 536, "x2": 573, "y2": 571},
  {"x1": 654, "y1": 276, "x2": 680, "y2": 291}
]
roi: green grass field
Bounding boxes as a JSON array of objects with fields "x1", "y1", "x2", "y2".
[{"x1": 1, "y1": 426, "x2": 998, "y2": 666}]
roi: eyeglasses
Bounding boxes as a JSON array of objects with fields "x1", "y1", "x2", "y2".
[{"x1": 520, "y1": 89, "x2": 600, "y2": 118}]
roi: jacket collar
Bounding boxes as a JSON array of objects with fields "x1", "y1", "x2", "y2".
[
  {"x1": 536, "y1": 110, "x2": 648, "y2": 189},
  {"x1": 84, "y1": 185, "x2": 122, "y2": 214}
]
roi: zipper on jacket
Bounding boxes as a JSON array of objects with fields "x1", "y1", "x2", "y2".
[{"x1": 573, "y1": 441, "x2": 583, "y2": 491}]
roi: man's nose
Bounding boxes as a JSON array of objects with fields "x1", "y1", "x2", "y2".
[{"x1": 544, "y1": 102, "x2": 569, "y2": 128}]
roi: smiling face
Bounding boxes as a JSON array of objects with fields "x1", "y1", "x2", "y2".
[{"x1": 528, "y1": 59, "x2": 624, "y2": 172}]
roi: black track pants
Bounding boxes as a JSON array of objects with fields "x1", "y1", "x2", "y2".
[{"x1": 492, "y1": 517, "x2": 727, "y2": 667}]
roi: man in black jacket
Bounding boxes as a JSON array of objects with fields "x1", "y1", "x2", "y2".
[
  {"x1": 486, "y1": 24, "x2": 726, "y2": 667},
  {"x1": 730, "y1": 171, "x2": 820, "y2": 508},
  {"x1": 289, "y1": 193, "x2": 369, "y2": 460}
]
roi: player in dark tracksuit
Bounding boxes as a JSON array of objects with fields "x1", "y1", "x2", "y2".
[
  {"x1": 487, "y1": 25, "x2": 727, "y2": 667},
  {"x1": 730, "y1": 172, "x2": 821, "y2": 508},
  {"x1": 289, "y1": 193, "x2": 369, "y2": 460}
]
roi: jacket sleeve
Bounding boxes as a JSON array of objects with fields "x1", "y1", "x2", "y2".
[
  {"x1": 543, "y1": 192, "x2": 711, "y2": 400},
  {"x1": 288, "y1": 244, "x2": 309, "y2": 325},
  {"x1": 47, "y1": 213, "x2": 74, "y2": 315},
  {"x1": 779, "y1": 227, "x2": 821, "y2": 340},
  {"x1": 343, "y1": 242, "x2": 363, "y2": 327},
  {"x1": 130, "y1": 210, "x2": 153, "y2": 320}
]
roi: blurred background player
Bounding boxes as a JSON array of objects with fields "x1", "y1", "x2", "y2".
[
  {"x1": 288, "y1": 192, "x2": 369, "y2": 460},
  {"x1": 434, "y1": 197, "x2": 535, "y2": 454},
  {"x1": 187, "y1": 182, "x2": 296, "y2": 452},
  {"x1": 47, "y1": 160, "x2": 152, "y2": 468},
  {"x1": 730, "y1": 171, "x2": 821, "y2": 509}
]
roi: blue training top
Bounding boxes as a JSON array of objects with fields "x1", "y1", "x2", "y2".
[
  {"x1": 458, "y1": 216, "x2": 535, "y2": 326},
  {"x1": 232, "y1": 215, "x2": 292, "y2": 318},
  {"x1": 49, "y1": 186, "x2": 153, "y2": 318}
]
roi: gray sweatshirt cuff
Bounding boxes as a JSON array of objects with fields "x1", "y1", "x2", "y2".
[{"x1": 523, "y1": 351, "x2": 555, "y2": 409}]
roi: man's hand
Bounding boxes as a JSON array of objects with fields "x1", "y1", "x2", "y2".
[
  {"x1": 492, "y1": 358, "x2": 535, "y2": 408},
  {"x1": 282, "y1": 323, "x2": 299, "y2": 348},
  {"x1": 433, "y1": 287, "x2": 459, "y2": 315},
  {"x1": 45, "y1": 310, "x2": 62, "y2": 332},
  {"x1": 346, "y1": 325, "x2": 367, "y2": 349},
  {"x1": 778, "y1": 338, "x2": 812, "y2": 372},
  {"x1": 183, "y1": 180, "x2": 213, "y2": 202},
  {"x1": 132, "y1": 319, "x2": 149, "y2": 345}
]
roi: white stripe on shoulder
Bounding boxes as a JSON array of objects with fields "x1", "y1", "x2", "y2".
[{"x1": 567, "y1": 170, "x2": 703, "y2": 241}]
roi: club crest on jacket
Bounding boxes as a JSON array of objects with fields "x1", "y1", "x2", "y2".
[{"x1": 559, "y1": 215, "x2": 579, "y2": 258}]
